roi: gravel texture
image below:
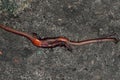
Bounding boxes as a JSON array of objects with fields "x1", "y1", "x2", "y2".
[{"x1": 0, "y1": 0, "x2": 120, "y2": 80}]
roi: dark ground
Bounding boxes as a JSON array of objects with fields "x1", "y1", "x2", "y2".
[{"x1": 0, "y1": 0, "x2": 120, "y2": 80}]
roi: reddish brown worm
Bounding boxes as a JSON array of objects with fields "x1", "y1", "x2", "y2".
[{"x1": 0, "y1": 24, "x2": 119, "y2": 51}]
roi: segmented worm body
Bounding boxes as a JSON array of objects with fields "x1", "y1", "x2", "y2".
[{"x1": 0, "y1": 24, "x2": 118, "y2": 51}]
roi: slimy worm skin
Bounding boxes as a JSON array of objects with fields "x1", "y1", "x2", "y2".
[{"x1": 0, "y1": 24, "x2": 119, "y2": 51}]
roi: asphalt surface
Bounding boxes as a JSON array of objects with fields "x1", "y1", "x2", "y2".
[{"x1": 0, "y1": 0, "x2": 120, "y2": 80}]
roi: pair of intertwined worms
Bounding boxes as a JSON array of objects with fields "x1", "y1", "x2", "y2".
[{"x1": 0, "y1": 24, "x2": 119, "y2": 51}]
